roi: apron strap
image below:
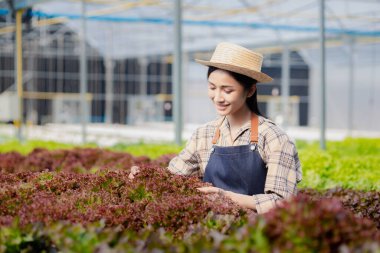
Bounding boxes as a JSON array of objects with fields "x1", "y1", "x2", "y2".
[
  {"x1": 212, "y1": 128, "x2": 220, "y2": 145},
  {"x1": 212, "y1": 114, "x2": 259, "y2": 145},
  {"x1": 212, "y1": 116, "x2": 225, "y2": 145},
  {"x1": 250, "y1": 113, "x2": 259, "y2": 144}
]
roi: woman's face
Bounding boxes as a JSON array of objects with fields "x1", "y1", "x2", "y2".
[{"x1": 208, "y1": 69, "x2": 252, "y2": 116}]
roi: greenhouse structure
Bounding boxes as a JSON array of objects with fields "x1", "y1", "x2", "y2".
[{"x1": 0, "y1": 0, "x2": 379, "y2": 143}]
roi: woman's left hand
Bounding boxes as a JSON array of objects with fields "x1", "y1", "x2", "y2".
[
  {"x1": 197, "y1": 186, "x2": 224, "y2": 194},
  {"x1": 197, "y1": 186, "x2": 256, "y2": 210}
]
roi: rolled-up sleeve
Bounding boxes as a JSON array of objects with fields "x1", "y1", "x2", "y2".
[
  {"x1": 253, "y1": 134, "x2": 302, "y2": 214},
  {"x1": 168, "y1": 131, "x2": 201, "y2": 176}
]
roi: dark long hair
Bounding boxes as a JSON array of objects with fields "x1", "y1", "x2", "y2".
[{"x1": 207, "y1": 66, "x2": 262, "y2": 116}]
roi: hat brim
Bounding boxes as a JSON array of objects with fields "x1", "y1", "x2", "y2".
[{"x1": 195, "y1": 59, "x2": 273, "y2": 83}]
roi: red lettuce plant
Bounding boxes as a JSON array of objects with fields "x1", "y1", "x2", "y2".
[{"x1": 260, "y1": 194, "x2": 380, "y2": 252}]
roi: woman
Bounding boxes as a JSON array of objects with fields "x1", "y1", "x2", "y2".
[{"x1": 131, "y1": 42, "x2": 302, "y2": 214}]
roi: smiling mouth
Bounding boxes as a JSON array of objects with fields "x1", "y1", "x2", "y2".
[{"x1": 216, "y1": 104, "x2": 229, "y2": 110}]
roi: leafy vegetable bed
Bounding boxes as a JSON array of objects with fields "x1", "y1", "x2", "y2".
[{"x1": 0, "y1": 147, "x2": 379, "y2": 252}]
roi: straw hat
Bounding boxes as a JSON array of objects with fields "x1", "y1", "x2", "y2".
[{"x1": 195, "y1": 42, "x2": 273, "y2": 83}]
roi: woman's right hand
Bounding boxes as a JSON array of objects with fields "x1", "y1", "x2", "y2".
[{"x1": 128, "y1": 165, "x2": 140, "y2": 180}]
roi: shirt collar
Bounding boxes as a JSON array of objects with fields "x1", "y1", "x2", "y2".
[{"x1": 219, "y1": 115, "x2": 258, "y2": 143}]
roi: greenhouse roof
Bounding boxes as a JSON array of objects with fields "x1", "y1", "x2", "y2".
[{"x1": 0, "y1": 0, "x2": 379, "y2": 59}]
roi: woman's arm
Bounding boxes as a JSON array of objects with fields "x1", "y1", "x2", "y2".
[
  {"x1": 252, "y1": 133, "x2": 302, "y2": 213},
  {"x1": 197, "y1": 186, "x2": 256, "y2": 210},
  {"x1": 167, "y1": 130, "x2": 201, "y2": 176},
  {"x1": 128, "y1": 129, "x2": 202, "y2": 180}
]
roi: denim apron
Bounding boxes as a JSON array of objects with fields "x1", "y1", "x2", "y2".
[{"x1": 203, "y1": 113, "x2": 267, "y2": 195}]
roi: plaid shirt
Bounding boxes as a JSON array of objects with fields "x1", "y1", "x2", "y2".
[{"x1": 168, "y1": 115, "x2": 302, "y2": 214}]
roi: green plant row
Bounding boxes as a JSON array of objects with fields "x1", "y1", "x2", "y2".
[
  {"x1": 0, "y1": 139, "x2": 183, "y2": 159},
  {"x1": 297, "y1": 138, "x2": 380, "y2": 191}
]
